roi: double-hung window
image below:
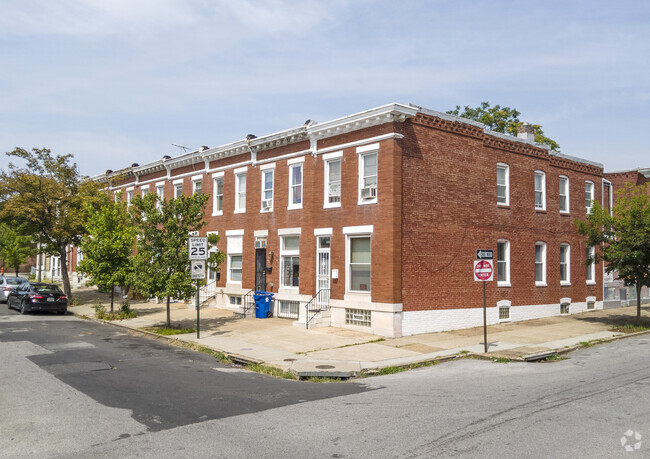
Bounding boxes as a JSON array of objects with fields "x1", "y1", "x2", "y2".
[
  {"x1": 212, "y1": 173, "x2": 223, "y2": 216},
  {"x1": 349, "y1": 236, "x2": 371, "y2": 292},
  {"x1": 585, "y1": 181, "x2": 594, "y2": 214},
  {"x1": 141, "y1": 187, "x2": 149, "y2": 198},
  {"x1": 280, "y1": 234, "x2": 300, "y2": 288},
  {"x1": 535, "y1": 242, "x2": 547, "y2": 286},
  {"x1": 534, "y1": 171, "x2": 546, "y2": 210},
  {"x1": 234, "y1": 168, "x2": 247, "y2": 213},
  {"x1": 560, "y1": 243, "x2": 571, "y2": 285},
  {"x1": 173, "y1": 180, "x2": 183, "y2": 198},
  {"x1": 358, "y1": 144, "x2": 378, "y2": 204},
  {"x1": 586, "y1": 246, "x2": 596, "y2": 284},
  {"x1": 288, "y1": 158, "x2": 303, "y2": 210},
  {"x1": 260, "y1": 165, "x2": 274, "y2": 212},
  {"x1": 559, "y1": 176, "x2": 569, "y2": 213},
  {"x1": 324, "y1": 151, "x2": 342, "y2": 208},
  {"x1": 155, "y1": 182, "x2": 165, "y2": 210},
  {"x1": 126, "y1": 189, "x2": 133, "y2": 208},
  {"x1": 192, "y1": 176, "x2": 202, "y2": 196},
  {"x1": 497, "y1": 164, "x2": 509, "y2": 206},
  {"x1": 226, "y1": 232, "x2": 243, "y2": 283},
  {"x1": 497, "y1": 240, "x2": 510, "y2": 286}
]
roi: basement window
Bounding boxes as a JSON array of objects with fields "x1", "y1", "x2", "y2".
[
  {"x1": 346, "y1": 308, "x2": 371, "y2": 327},
  {"x1": 560, "y1": 302, "x2": 570, "y2": 315}
]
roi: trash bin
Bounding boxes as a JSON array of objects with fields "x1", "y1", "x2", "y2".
[{"x1": 253, "y1": 291, "x2": 274, "y2": 318}]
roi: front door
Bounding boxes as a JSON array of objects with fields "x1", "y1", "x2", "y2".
[
  {"x1": 255, "y1": 248, "x2": 267, "y2": 292},
  {"x1": 316, "y1": 236, "x2": 331, "y2": 308}
]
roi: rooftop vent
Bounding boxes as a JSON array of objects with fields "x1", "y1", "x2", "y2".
[
  {"x1": 517, "y1": 123, "x2": 536, "y2": 142},
  {"x1": 161, "y1": 155, "x2": 171, "y2": 162},
  {"x1": 131, "y1": 163, "x2": 139, "y2": 167},
  {"x1": 304, "y1": 119, "x2": 316, "y2": 126},
  {"x1": 199, "y1": 146, "x2": 209, "y2": 152},
  {"x1": 105, "y1": 169, "x2": 113, "y2": 175},
  {"x1": 246, "y1": 134, "x2": 257, "y2": 141}
]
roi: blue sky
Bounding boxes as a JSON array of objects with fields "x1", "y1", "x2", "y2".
[{"x1": 1, "y1": 0, "x2": 648, "y2": 176}]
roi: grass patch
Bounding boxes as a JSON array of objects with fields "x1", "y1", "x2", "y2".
[
  {"x1": 144, "y1": 326, "x2": 196, "y2": 336},
  {"x1": 458, "y1": 350, "x2": 470, "y2": 355},
  {"x1": 491, "y1": 357, "x2": 512, "y2": 364},
  {"x1": 94, "y1": 300, "x2": 136, "y2": 321},
  {"x1": 170, "y1": 341, "x2": 232, "y2": 364},
  {"x1": 611, "y1": 322, "x2": 650, "y2": 334},
  {"x1": 543, "y1": 353, "x2": 568, "y2": 361},
  {"x1": 363, "y1": 360, "x2": 439, "y2": 377},
  {"x1": 579, "y1": 340, "x2": 596, "y2": 348},
  {"x1": 304, "y1": 376, "x2": 343, "y2": 383},
  {"x1": 246, "y1": 363, "x2": 298, "y2": 380}
]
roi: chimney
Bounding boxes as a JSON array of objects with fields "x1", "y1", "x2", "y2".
[{"x1": 517, "y1": 123, "x2": 536, "y2": 142}]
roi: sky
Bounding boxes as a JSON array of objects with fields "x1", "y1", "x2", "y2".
[{"x1": 1, "y1": 0, "x2": 648, "y2": 177}]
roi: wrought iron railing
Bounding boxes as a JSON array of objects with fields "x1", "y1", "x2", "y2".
[
  {"x1": 241, "y1": 289, "x2": 255, "y2": 318},
  {"x1": 305, "y1": 288, "x2": 330, "y2": 329}
]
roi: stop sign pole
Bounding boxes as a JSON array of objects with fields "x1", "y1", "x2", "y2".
[{"x1": 474, "y1": 253, "x2": 494, "y2": 353}]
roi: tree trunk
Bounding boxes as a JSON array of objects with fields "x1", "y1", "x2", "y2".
[
  {"x1": 59, "y1": 247, "x2": 72, "y2": 301},
  {"x1": 14, "y1": 265, "x2": 19, "y2": 276},
  {"x1": 166, "y1": 296, "x2": 171, "y2": 328},
  {"x1": 636, "y1": 282, "x2": 642, "y2": 321},
  {"x1": 110, "y1": 284, "x2": 115, "y2": 313}
]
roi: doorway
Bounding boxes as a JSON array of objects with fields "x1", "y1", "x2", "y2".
[{"x1": 255, "y1": 248, "x2": 267, "y2": 291}]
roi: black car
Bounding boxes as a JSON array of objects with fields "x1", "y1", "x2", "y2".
[{"x1": 7, "y1": 282, "x2": 67, "y2": 315}]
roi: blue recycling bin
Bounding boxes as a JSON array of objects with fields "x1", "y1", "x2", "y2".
[{"x1": 253, "y1": 291, "x2": 274, "y2": 318}]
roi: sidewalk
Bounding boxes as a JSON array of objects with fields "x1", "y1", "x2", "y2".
[{"x1": 69, "y1": 288, "x2": 650, "y2": 378}]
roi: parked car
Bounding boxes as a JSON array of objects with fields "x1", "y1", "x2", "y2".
[
  {"x1": 0, "y1": 276, "x2": 28, "y2": 303},
  {"x1": 7, "y1": 282, "x2": 67, "y2": 314}
]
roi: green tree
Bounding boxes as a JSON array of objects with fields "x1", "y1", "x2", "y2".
[
  {"x1": 129, "y1": 192, "x2": 224, "y2": 327},
  {"x1": 575, "y1": 183, "x2": 650, "y2": 320},
  {"x1": 0, "y1": 222, "x2": 35, "y2": 276},
  {"x1": 78, "y1": 194, "x2": 136, "y2": 312},
  {"x1": 0, "y1": 148, "x2": 103, "y2": 299},
  {"x1": 447, "y1": 102, "x2": 560, "y2": 151}
]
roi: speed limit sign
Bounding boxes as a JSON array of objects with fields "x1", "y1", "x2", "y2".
[{"x1": 188, "y1": 237, "x2": 208, "y2": 260}]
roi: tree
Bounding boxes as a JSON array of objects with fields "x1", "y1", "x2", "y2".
[
  {"x1": 0, "y1": 222, "x2": 35, "y2": 275},
  {"x1": 129, "y1": 192, "x2": 224, "y2": 327},
  {"x1": 447, "y1": 102, "x2": 560, "y2": 151},
  {"x1": 0, "y1": 148, "x2": 103, "y2": 299},
  {"x1": 575, "y1": 183, "x2": 650, "y2": 320},
  {"x1": 78, "y1": 195, "x2": 136, "y2": 312}
]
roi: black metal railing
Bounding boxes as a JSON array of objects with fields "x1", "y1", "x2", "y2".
[
  {"x1": 305, "y1": 288, "x2": 330, "y2": 329},
  {"x1": 241, "y1": 289, "x2": 255, "y2": 318}
]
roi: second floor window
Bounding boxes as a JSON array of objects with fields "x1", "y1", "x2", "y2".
[
  {"x1": 193, "y1": 180, "x2": 202, "y2": 196},
  {"x1": 156, "y1": 185, "x2": 164, "y2": 209},
  {"x1": 359, "y1": 152, "x2": 378, "y2": 202},
  {"x1": 326, "y1": 158, "x2": 341, "y2": 206},
  {"x1": 559, "y1": 176, "x2": 569, "y2": 213},
  {"x1": 235, "y1": 172, "x2": 246, "y2": 213},
  {"x1": 174, "y1": 183, "x2": 183, "y2": 198},
  {"x1": 262, "y1": 169, "x2": 274, "y2": 212},
  {"x1": 497, "y1": 164, "x2": 509, "y2": 205},
  {"x1": 289, "y1": 164, "x2": 303, "y2": 209},
  {"x1": 534, "y1": 171, "x2": 546, "y2": 210},
  {"x1": 213, "y1": 176, "x2": 223, "y2": 215},
  {"x1": 585, "y1": 181, "x2": 594, "y2": 213}
]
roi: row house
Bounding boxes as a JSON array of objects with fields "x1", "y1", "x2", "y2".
[{"x1": 86, "y1": 103, "x2": 609, "y2": 338}]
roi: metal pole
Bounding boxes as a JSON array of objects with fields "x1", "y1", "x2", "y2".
[
  {"x1": 483, "y1": 280, "x2": 488, "y2": 353},
  {"x1": 196, "y1": 281, "x2": 200, "y2": 339}
]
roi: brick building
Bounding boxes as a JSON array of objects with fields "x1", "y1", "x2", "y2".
[{"x1": 85, "y1": 103, "x2": 610, "y2": 338}]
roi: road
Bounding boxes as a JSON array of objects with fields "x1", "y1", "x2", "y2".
[{"x1": 1, "y1": 306, "x2": 649, "y2": 458}]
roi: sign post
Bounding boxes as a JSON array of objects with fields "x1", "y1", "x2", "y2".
[
  {"x1": 189, "y1": 237, "x2": 208, "y2": 339},
  {"x1": 474, "y1": 252, "x2": 494, "y2": 353}
]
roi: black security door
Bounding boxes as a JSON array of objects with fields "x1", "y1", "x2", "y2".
[{"x1": 255, "y1": 248, "x2": 266, "y2": 291}]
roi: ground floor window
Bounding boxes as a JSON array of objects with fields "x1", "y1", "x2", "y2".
[
  {"x1": 229, "y1": 295, "x2": 242, "y2": 306},
  {"x1": 281, "y1": 235, "x2": 300, "y2": 288},
  {"x1": 348, "y1": 236, "x2": 371, "y2": 292},
  {"x1": 229, "y1": 255, "x2": 242, "y2": 282},
  {"x1": 345, "y1": 308, "x2": 371, "y2": 327}
]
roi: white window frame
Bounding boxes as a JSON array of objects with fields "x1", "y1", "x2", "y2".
[
  {"x1": 497, "y1": 300, "x2": 511, "y2": 322},
  {"x1": 560, "y1": 243, "x2": 571, "y2": 286},
  {"x1": 323, "y1": 151, "x2": 342, "y2": 208},
  {"x1": 535, "y1": 241, "x2": 547, "y2": 286},
  {"x1": 585, "y1": 180, "x2": 594, "y2": 214},
  {"x1": 357, "y1": 143, "x2": 378, "y2": 205},
  {"x1": 497, "y1": 239, "x2": 510, "y2": 287},
  {"x1": 234, "y1": 168, "x2": 247, "y2": 214},
  {"x1": 212, "y1": 172, "x2": 224, "y2": 216},
  {"x1": 260, "y1": 163, "x2": 275, "y2": 213},
  {"x1": 173, "y1": 179, "x2": 183, "y2": 199},
  {"x1": 141, "y1": 186, "x2": 149, "y2": 198},
  {"x1": 226, "y1": 231, "x2": 244, "y2": 285},
  {"x1": 534, "y1": 171, "x2": 546, "y2": 211},
  {"x1": 586, "y1": 246, "x2": 596, "y2": 285},
  {"x1": 155, "y1": 181, "x2": 165, "y2": 210},
  {"x1": 559, "y1": 175, "x2": 570, "y2": 214},
  {"x1": 288, "y1": 157, "x2": 304, "y2": 210},
  {"x1": 280, "y1": 234, "x2": 300, "y2": 289},
  {"x1": 192, "y1": 175, "x2": 203, "y2": 195},
  {"x1": 496, "y1": 163, "x2": 509, "y2": 206},
  {"x1": 346, "y1": 234, "x2": 372, "y2": 294},
  {"x1": 126, "y1": 188, "x2": 134, "y2": 208}
]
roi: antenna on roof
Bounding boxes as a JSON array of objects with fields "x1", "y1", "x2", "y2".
[{"x1": 171, "y1": 143, "x2": 192, "y2": 154}]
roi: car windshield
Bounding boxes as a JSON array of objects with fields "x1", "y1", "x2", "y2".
[
  {"x1": 33, "y1": 285, "x2": 63, "y2": 294},
  {"x1": 7, "y1": 279, "x2": 24, "y2": 285}
]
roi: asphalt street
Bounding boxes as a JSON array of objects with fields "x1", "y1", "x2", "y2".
[{"x1": 1, "y1": 306, "x2": 649, "y2": 458}]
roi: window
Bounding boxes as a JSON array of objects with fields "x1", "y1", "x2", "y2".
[
  {"x1": 213, "y1": 175, "x2": 223, "y2": 215},
  {"x1": 126, "y1": 190, "x2": 133, "y2": 208},
  {"x1": 349, "y1": 236, "x2": 371, "y2": 292},
  {"x1": 229, "y1": 295, "x2": 242, "y2": 306},
  {"x1": 324, "y1": 154, "x2": 342, "y2": 207},
  {"x1": 559, "y1": 176, "x2": 569, "y2": 213},
  {"x1": 261, "y1": 168, "x2": 274, "y2": 212},
  {"x1": 585, "y1": 181, "x2": 594, "y2": 213},
  {"x1": 141, "y1": 188, "x2": 148, "y2": 198},
  {"x1": 227, "y1": 234, "x2": 243, "y2": 283},
  {"x1": 587, "y1": 300, "x2": 595, "y2": 310},
  {"x1": 174, "y1": 182, "x2": 183, "y2": 198},
  {"x1": 535, "y1": 242, "x2": 547, "y2": 286},
  {"x1": 497, "y1": 240, "x2": 510, "y2": 286},
  {"x1": 278, "y1": 300, "x2": 299, "y2": 319},
  {"x1": 288, "y1": 163, "x2": 303, "y2": 209},
  {"x1": 156, "y1": 184, "x2": 165, "y2": 210},
  {"x1": 586, "y1": 246, "x2": 596, "y2": 284},
  {"x1": 345, "y1": 308, "x2": 371, "y2": 327},
  {"x1": 280, "y1": 235, "x2": 300, "y2": 287},
  {"x1": 534, "y1": 171, "x2": 546, "y2": 210},
  {"x1": 560, "y1": 243, "x2": 571, "y2": 285},
  {"x1": 498, "y1": 301, "x2": 511, "y2": 321},
  {"x1": 235, "y1": 172, "x2": 246, "y2": 213},
  {"x1": 193, "y1": 179, "x2": 202, "y2": 196},
  {"x1": 359, "y1": 152, "x2": 378, "y2": 203},
  {"x1": 560, "y1": 302, "x2": 570, "y2": 315},
  {"x1": 496, "y1": 164, "x2": 509, "y2": 206}
]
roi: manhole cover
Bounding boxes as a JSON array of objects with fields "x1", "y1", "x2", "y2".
[
  {"x1": 315, "y1": 365, "x2": 335, "y2": 369},
  {"x1": 284, "y1": 358, "x2": 297, "y2": 362}
]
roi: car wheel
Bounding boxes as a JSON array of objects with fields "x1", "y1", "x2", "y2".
[{"x1": 19, "y1": 300, "x2": 27, "y2": 315}]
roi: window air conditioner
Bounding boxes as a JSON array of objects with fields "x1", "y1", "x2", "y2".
[
  {"x1": 361, "y1": 186, "x2": 377, "y2": 199},
  {"x1": 262, "y1": 199, "x2": 272, "y2": 210}
]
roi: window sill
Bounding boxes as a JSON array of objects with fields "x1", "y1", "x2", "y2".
[
  {"x1": 586, "y1": 281, "x2": 597, "y2": 286},
  {"x1": 287, "y1": 205, "x2": 303, "y2": 211},
  {"x1": 260, "y1": 209, "x2": 273, "y2": 214},
  {"x1": 497, "y1": 203, "x2": 510, "y2": 209},
  {"x1": 212, "y1": 211, "x2": 223, "y2": 217},
  {"x1": 226, "y1": 281, "x2": 242, "y2": 286},
  {"x1": 560, "y1": 211, "x2": 571, "y2": 216},
  {"x1": 535, "y1": 208, "x2": 547, "y2": 213},
  {"x1": 561, "y1": 281, "x2": 571, "y2": 286},
  {"x1": 324, "y1": 202, "x2": 341, "y2": 209},
  {"x1": 535, "y1": 282, "x2": 547, "y2": 287},
  {"x1": 497, "y1": 282, "x2": 511, "y2": 288},
  {"x1": 233, "y1": 209, "x2": 245, "y2": 214},
  {"x1": 357, "y1": 199, "x2": 377, "y2": 206}
]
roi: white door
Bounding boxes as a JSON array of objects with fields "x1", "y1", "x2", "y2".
[{"x1": 316, "y1": 236, "x2": 331, "y2": 308}]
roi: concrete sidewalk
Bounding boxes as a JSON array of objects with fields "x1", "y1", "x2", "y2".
[{"x1": 69, "y1": 288, "x2": 650, "y2": 378}]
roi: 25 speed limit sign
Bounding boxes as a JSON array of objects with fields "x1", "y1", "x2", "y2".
[{"x1": 188, "y1": 237, "x2": 208, "y2": 260}]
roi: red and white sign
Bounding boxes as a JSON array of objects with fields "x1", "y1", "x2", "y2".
[{"x1": 474, "y1": 260, "x2": 493, "y2": 281}]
